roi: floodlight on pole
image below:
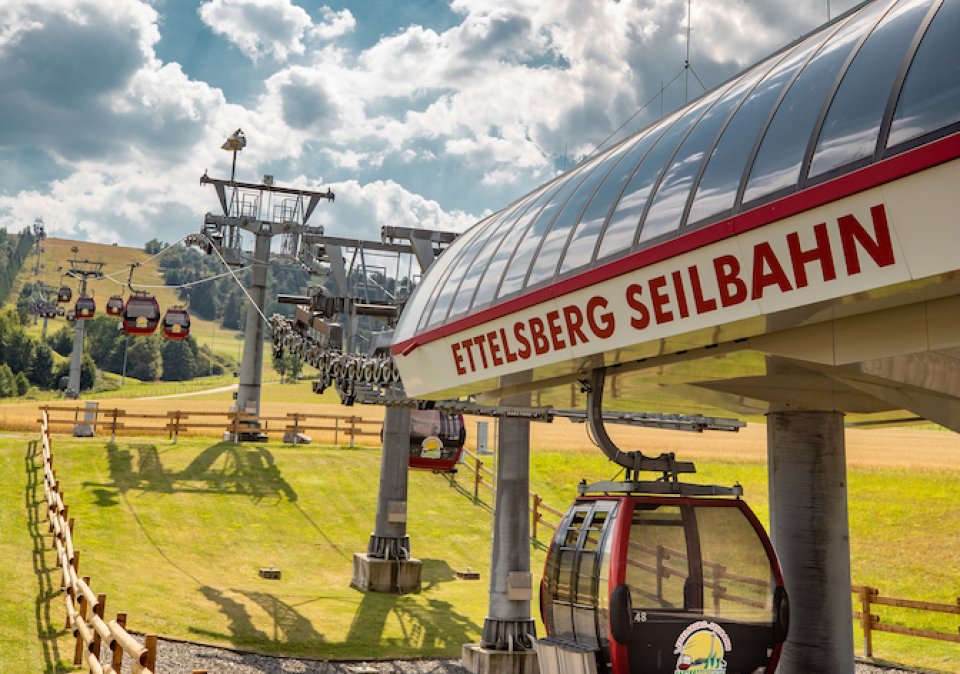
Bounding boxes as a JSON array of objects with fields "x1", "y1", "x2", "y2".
[{"x1": 222, "y1": 128, "x2": 246, "y2": 183}]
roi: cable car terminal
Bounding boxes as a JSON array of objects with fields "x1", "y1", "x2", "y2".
[{"x1": 261, "y1": 0, "x2": 960, "y2": 672}]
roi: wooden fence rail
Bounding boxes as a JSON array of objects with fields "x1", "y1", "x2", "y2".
[
  {"x1": 39, "y1": 405, "x2": 381, "y2": 447},
  {"x1": 40, "y1": 410, "x2": 158, "y2": 673},
  {"x1": 853, "y1": 584, "x2": 960, "y2": 656}
]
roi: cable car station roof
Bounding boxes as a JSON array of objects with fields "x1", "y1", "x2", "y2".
[{"x1": 393, "y1": 0, "x2": 960, "y2": 425}]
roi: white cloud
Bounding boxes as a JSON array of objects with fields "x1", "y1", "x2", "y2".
[
  {"x1": 198, "y1": 0, "x2": 354, "y2": 63},
  {"x1": 310, "y1": 6, "x2": 356, "y2": 41},
  {"x1": 198, "y1": 0, "x2": 313, "y2": 62}
]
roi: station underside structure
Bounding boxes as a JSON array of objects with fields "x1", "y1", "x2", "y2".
[{"x1": 387, "y1": 0, "x2": 960, "y2": 672}]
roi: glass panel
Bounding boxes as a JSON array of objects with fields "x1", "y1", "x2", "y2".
[
  {"x1": 558, "y1": 125, "x2": 669, "y2": 275},
  {"x1": 423, "y1": 234, "x2": 492, "y2": 328},
  {"x1": 404, "y1": 215, "x2": 493, "y2": 337},
  {"x1": 597, "y1": 96, "x2": 715, "y2": 260},
  {"x1": 810, "y1": 0, "x2": 932, "y2": 177},
  {"x1": 743, "y1": 0, "x2": 892, "y2": 204},
  {"x1": 557, "y1": 549, "x2": 577, "y2": 602},
  {"x1": 640, "y1": 64, "x2": 770, "y2": 244},
  {"x1": 695, "y1": 506, "x2": 774, "y2": 623},
  {"x1": 446, "y1": 215, "x2": 517, "y2": 319},
  {"x1": 498, "y1": 164, "x2": 592, "y2": 298},
  {"x1": 525, "y1": 141, "x2": 635, "y2": 288},
  {"x1": 573, "y1": 606, "x2": 598, "y2": 647},
  {"x1": 440, "y1": 194, "x2": 537, "y2": 322},
  {"x1": 688, "y1": 31, "x2": 830, "y2": 225},
  {"x1": 625, "y1": 505, "x2": 688, "y2": 610},
  {"x1": 553, "y1": 600, "x2": 575, "y2": 640},
  {"x1": 888, "y1": 0, "x2": 960, "y2": 147},
  {"x1": 470, "y1": 179, "x2": 570, "y2": 309},
  {"x1": 564, "y1": 510, "x2": 588, "y2": 547}
]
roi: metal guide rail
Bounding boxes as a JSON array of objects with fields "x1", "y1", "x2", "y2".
[{"x1": 270, "y1": 315, "x2": 745, "y2": 432}]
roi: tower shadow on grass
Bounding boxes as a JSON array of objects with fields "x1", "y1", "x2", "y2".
[
  {"x1": 90, "y1": 441, "x2": 297, "y2": 503},
  {"x1": 344, "y1": 558, "x2": 480, "y2": 656}
]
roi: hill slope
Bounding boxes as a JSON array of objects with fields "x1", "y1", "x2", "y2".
[{"x1": 12, "y1": 236, "x2": 243, "y2": 359}]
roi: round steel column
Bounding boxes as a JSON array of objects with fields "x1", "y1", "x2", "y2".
[
  {"x1": 67, "y1": 276, "x2": 88, "y2": 398},
  {"x1": 767, "y1": 410, "x2": 854, "y2": 674},
  {"x1": 236, "y1": 231, "x2": 271, "y2": 418},
  {"x1": 481, "y1": 400, "x2": 536, "y2": 650},
  {"x1": 368, "y1": 406, "x2": 411, "y2": 559}
]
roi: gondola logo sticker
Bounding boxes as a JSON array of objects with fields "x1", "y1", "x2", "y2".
[{"x1": 673, "y1": 621, "x2": 731, "y2": 673}]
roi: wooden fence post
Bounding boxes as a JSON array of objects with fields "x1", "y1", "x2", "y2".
[
  {"x1": 474, "y1": 455, "x2": 482, "y2": 501},
  {"x1": 656, "y1": 545, "x2": 665, "y2": 602},
  {"x1": 110, "y1": 613, "x2": 126, "y2": 671},
  {"x1": 859, "y1": 585, "x2": 876, "y2": 657},
  {"x1": 73, "y1": 575, "x2": 91, "y2": 665},
  {"x1": 334, "y1": 417, "x2": 339, "y2": 447},
  {"x1": 145, "y1": 634, "x2": 157, "y2": 672},
  {"x1": 110, "y1": 408, "x2": 119, "y2": 442},
  {"x1": 531, "y1": 494, "x2": 540, "y2": 540},
  {"x1": 93, "y1": 592, "x2": 106, "y2": 658}
]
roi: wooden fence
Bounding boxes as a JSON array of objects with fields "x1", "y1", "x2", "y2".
[
  {"x1": 39, "y1": 404, "x2": 381, "y2": 446},
  {"x1": 854, "y1": 584, "x2": 960, "y2": 656},
  {"x1": 40, "y1": 409, "x2": 161, "y2": 674}
]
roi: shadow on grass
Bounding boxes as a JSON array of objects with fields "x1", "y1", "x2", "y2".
[
  {"x1": 344, "y1": 569, "x2": 481, "y2": 655},
  {"x1": 89, "y1": 441, "x2": 297, "y2": 504},
  {"x1": 25, "y1": 439, "x2": 73, "y2": 673}
]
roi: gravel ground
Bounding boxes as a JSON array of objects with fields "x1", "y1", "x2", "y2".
[{"x1": 128, "y1": 636, "x2": 928, "y2": 674}]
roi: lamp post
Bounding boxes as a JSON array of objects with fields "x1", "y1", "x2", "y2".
[{"x1": 222, "y1": 128, "x2": 246, "y2": 183}]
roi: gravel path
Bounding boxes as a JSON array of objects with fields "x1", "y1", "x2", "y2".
[{"x1": 136, "y1": 636, "x2": 929, "y2": 674}]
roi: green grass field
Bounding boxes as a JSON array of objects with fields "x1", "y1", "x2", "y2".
[{"x1": 2, "y1": 432, "x2": 957, "y2": 673}]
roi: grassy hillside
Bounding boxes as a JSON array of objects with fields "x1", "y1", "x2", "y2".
[
  {"x1": 2, "y1": 429, "x2": 958, "y2": 672},
  {"x1": 12, "y1": 236, "x2": 243, "y2": 360}
]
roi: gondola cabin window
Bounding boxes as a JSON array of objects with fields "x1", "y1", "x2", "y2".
[{"x1": 625, "y1": 506, "x2": 688, "y2": 611}]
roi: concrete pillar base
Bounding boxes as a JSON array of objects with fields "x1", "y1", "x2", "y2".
[
  {"x1": 481, "y1": 617, "x2": 536, "y2": 650},
  {"x1": 462, "y1": 644, "x2": 539, "y2": 674},
  {"x1": 351, "y1": 553, "x2": 421, "y2": 593}
]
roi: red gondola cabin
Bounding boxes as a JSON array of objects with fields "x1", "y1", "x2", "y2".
[
  {"x1": 106, "y1": 295, "x2": 124, "y2": 316},
  {"x1": 162, "y1": 307, "x2": 190, "y2": 340},
  {"x1": 408, "y1": 409, "x2": 465, "y2": 472},
  {"x1": 122, "y1": 294, "x2": 160, "y2": 336},
  {"x1": 57, "y1": 286, "x2": 72, "y2": 303},
  {"x1": 540, "y1": 493, "x2": 788, "y2": 674},
  {"x1": 74, "y1": 296, "x2": 95, "y2": 320}
]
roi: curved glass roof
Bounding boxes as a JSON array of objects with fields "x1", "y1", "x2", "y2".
[{"x1": 397, "y1": 0, "x2": 960, "y2": 344}]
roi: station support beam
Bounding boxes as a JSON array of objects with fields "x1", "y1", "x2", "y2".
[
  {"x1": 464, "y1": 393, "x2": 537, "y2": 674},
  {"x1": 767, "y1": 410, "x2": 854, "y2": 674},
  {"x1": 236, "y1": 231, "x2": 271, "y2": 421},
  {"x1": 352, "y1": 406, "x2": 421, "y2": 592}
]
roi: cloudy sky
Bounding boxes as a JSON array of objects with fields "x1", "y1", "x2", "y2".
[{"x1": 0, "y1": 0, "x2": 861, "y2": 247}]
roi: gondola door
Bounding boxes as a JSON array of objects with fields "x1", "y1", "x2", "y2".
[{"x1": 608, "y1": 497, "x2": 786, "y2": 674}]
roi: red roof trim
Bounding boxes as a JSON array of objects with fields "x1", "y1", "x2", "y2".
[{"x1": 393, "y1": 131, "x2": 960, "y2": 356}]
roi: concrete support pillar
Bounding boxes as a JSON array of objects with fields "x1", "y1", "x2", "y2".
[
  {"x1": 464, "y1": 393, "x2": 538, "y2": 674},
  {"x1": 369, "y1": 406, "x2": 412, "y2": 558},
  {"x1": 236, "y1": 231, "x2": 271, "y2": 420},
  {"x1": 767, "y1": 410, "x2": 854, "y2": 674},
  {"x1": 67, "y1": 318, "x2": 85, "y2": 398},
  {"x1": 353, "y1": 406, "x2": 421, "y2": 592}
]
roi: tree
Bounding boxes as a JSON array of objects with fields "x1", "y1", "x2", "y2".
[
  {"x1": 48, "y1": 326, "x2": 73, "y2": 357},
  {"x1": 272, "y1": 351, "x2": 302, "y2": 383},
  {"x1": 144, "y1": 239, "x2": 165, "y2": 254},
  {"x1": 52, "y1": 354, "x2": 96, "y2": 392},
  {"x1": 221, "y1": 292, "x2": 243, "y2": 330},
  {"x1": 125, "y1": 337, "x2": 162, "y2": 381},
  {"x1": 30, "y1": 343, "x2": 55, "y2": 387},
  {"x1": 161, "y1": 339, "x2": 198, "y2": 381}
]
